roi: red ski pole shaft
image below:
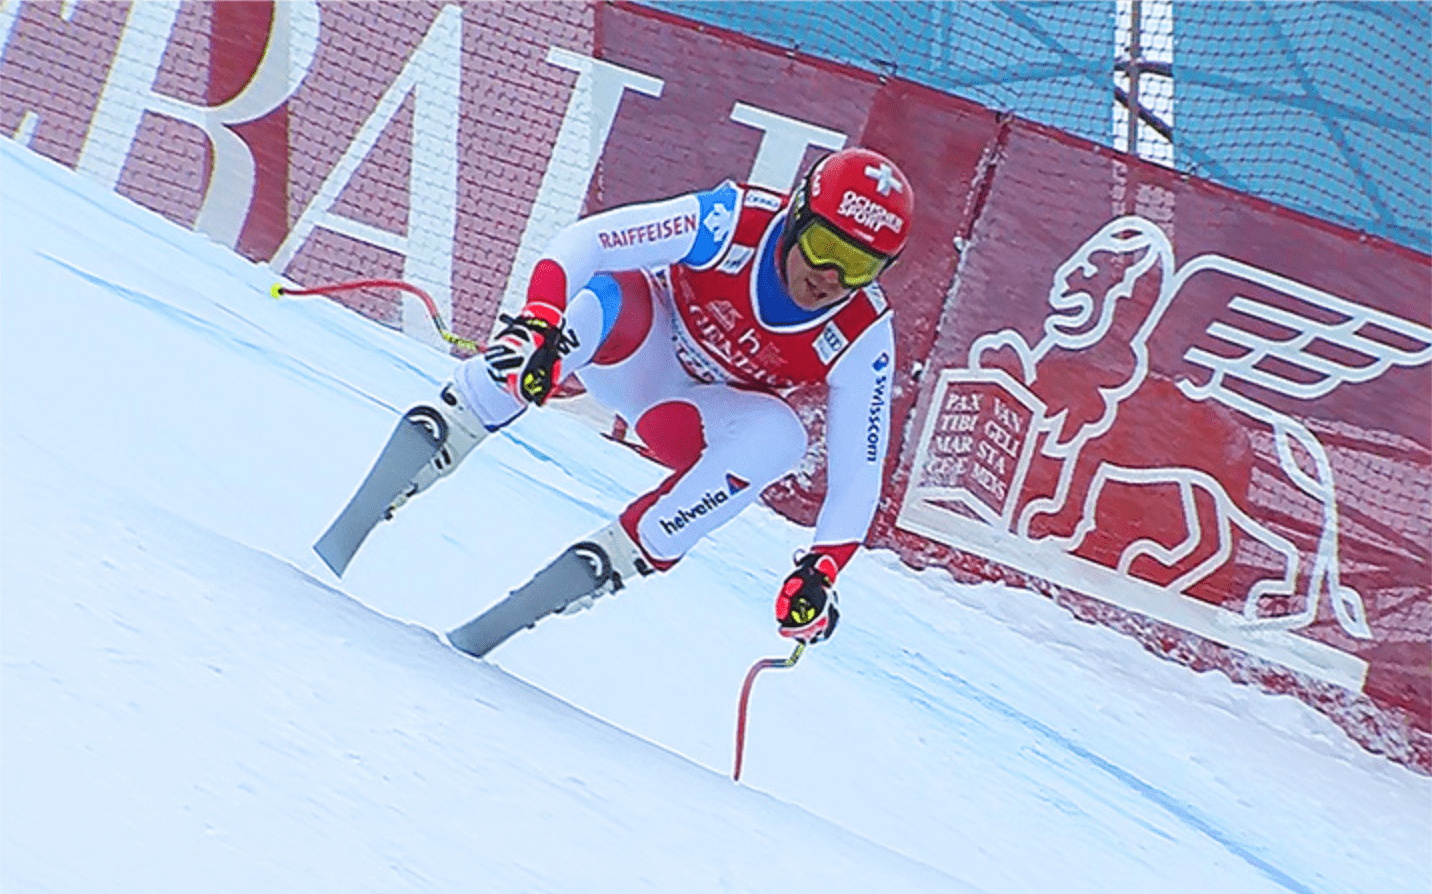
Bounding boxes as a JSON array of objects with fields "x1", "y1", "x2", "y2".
[
  {"x1": 733, "y1": 641, "x2": 805, "y2": 782},
  {"x1": 271, "y1": 277, "x2": 480, "y2": 352}
]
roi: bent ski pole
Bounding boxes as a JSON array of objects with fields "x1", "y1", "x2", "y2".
[
  {"x1": 271, "y1": 277, "x2": 481, "y2": 352},
  {"x1": 732, "y1": 641, "x2": 806, "y2": 782}
]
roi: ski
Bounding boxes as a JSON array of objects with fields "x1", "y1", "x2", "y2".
[
  {"x1": 447, "y1": 541, "x2": 617, "y2": 658},
  {"x1": 314, "y1": 406, "x2": 447, "y2": 576}
]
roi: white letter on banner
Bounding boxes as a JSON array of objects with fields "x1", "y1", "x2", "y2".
[
  {"x1": 75, "y1": 1, "x2": 319, "y2": 249},
  {"x1": 1, "y1": 2, "x2": 23, "y2": 56},
  {"x1": 272, "y1": 4, "x2": 462, "y2": 347},
  {"x1": 729, "y1": 103, "x2": 846, "y2": 191},
  {"x1": 496, "y1": 48, "x2": 664, "y2": 320}
]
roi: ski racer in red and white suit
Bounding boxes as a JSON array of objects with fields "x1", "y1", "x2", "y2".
[{"x1": 451, "y1": 148, "x2": 915, "y2": 644}]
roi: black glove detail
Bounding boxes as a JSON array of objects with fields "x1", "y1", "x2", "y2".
[{"x1": 776, "y1": 553, "x2": 840, "y2": 643}]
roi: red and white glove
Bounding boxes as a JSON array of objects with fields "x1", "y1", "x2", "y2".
[
  {"x1": 482, "y1": 301, "x2": 565, "y2": 406},
  {"x1": 775, "y1": 552, "x2": 841, "y2": 643}
]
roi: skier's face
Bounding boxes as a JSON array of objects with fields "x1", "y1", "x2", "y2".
[{"x1": 783, "y1": 242, "x2": 855, "y2": 311}]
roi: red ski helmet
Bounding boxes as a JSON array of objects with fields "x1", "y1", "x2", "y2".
[{"x1": 783, "y1": 148, "x2": 914, "y2": 288}]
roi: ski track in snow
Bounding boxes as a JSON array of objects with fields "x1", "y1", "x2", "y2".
[{"x1": 2, "y1": 139, "x2": 1427, "y2": 893}]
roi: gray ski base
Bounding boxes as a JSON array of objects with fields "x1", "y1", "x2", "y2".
[
  {"x1": 448, "y1": 544, "x2": 609, "y2": 658},
  {"x1": 314, "y1": 409, "x2": 444, "y2": 577}
]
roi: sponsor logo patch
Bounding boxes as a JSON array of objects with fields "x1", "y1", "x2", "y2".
[
  {"x1": 704, "y1": 202, "x2": 734, "y2": 243},
  {"x1": 743, "y1": 190, "x2": 782, "y2": 212},
  {"x1": 837, "y1": 190, "x2": 903, "y2": 235},
  {"x1": 866, "y1": 355, "x2": 890, "y2": 461},
  {"x1": 598, "y1": 213, "x2": 698, "y2": 250},
  {"x1": 717, "y1": 244, "x2": 755, "y2": 275},
  {"x1": 814, "y1": 320, "x2": 849, "y2": 365},
  {"x1": 658, "y1": 473, "x2": 750, "y2": 536}
]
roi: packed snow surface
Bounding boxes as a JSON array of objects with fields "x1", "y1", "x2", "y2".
[{"x1": 2, "y1": 140, "x2": 1427, "y2": 893}]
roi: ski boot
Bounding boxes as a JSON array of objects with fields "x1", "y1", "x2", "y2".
[{"x1": 386, "y1": 381, "x2": 489, "y2": 517}]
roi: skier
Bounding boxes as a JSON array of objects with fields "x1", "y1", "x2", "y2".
[{"x1": 401, "y1": 147, "x2": 913, "y2": 657}]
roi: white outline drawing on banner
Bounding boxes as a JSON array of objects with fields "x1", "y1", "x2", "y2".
[{"x1": 900, "y1": 216, "x2": 1432, "y2": 689}]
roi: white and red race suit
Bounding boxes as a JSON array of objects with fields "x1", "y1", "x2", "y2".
[{"x1": 454, "y1": 180, "x2": 895, "y2": 574}]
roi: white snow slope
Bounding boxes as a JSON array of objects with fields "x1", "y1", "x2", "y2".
[{"x1": 2, "y1": 139, "x2": 1428, "y2": 894}]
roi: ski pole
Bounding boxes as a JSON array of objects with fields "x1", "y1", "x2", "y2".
[
  {"x1": 732, "y1": 640, "x2": 806, "y2": 782},
  {"x1": 270, "y1": 277, "x2": 481, "y2": 352}
]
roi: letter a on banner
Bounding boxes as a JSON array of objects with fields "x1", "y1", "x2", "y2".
[
  {"x1": 496, "y1": 49, "x2": 665, "y2": 320},
  {"x1": 273, "y1": 5, "x2": 462, "y2": 348}
]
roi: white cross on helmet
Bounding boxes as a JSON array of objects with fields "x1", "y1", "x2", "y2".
[{"x1": 865, "y1": 162, "x2": 904, "y2": 196}]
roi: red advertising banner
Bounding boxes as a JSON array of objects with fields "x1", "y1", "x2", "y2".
[
  {"x1": 889, "y1": 123, "x2": 1430, "y2": 768},
  {"x1": 2, "y1": 1, "x2": 1426, "y2": 769}
]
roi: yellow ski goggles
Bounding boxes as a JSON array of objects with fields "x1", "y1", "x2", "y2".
[{"x1": 795, "y1": 219, "x2": 891, "y2": 289}]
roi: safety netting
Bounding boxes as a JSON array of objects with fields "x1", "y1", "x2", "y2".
[{"x1": 642, "y1": 1, "x2": 1431, "y2": 253}]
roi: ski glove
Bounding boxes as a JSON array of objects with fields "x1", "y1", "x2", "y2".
[
  {"x1": 776, "y1": 552, "x2": 841, "y2": 643},
  {"x1": 483, "y1": 302, "x2": 566, "y2": 406}
]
